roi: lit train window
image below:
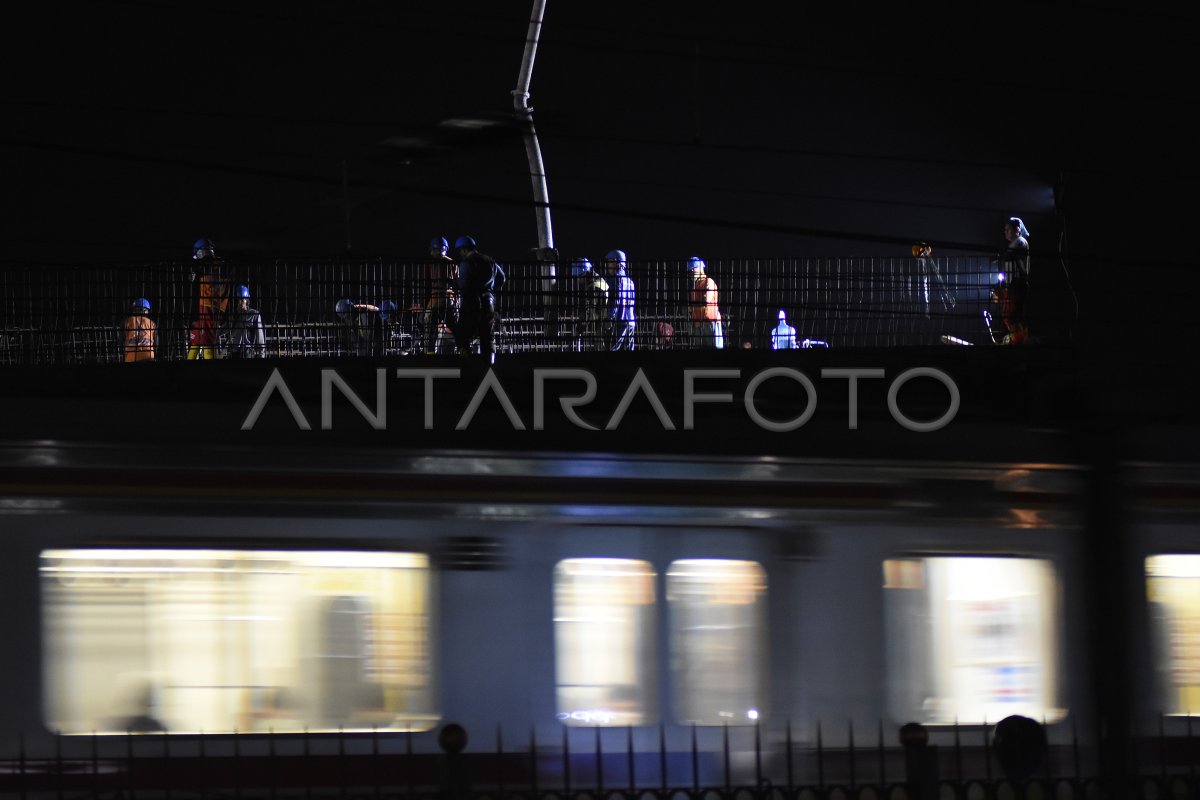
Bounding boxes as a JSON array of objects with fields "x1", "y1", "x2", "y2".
[
  {"x1": 1146, "y1": 555, "x2": 1200, "y2": 715},
  {"x1": 41, "y1": 549, "x2": 435, "y2": 734},
  {"x1": 883, "y1": 556, "x2": 1063, "y2": 725},
  {"x1": 668, "y1": 559, "x2": 767, "y2": 726},
  {"x1": 554, "y1": 558, "x2": 657, "y2": 726}
]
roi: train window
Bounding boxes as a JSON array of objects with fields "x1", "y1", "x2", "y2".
[
  {"x1": 554, "y1": 558, "x2": 657, "y2": 726},
  {"x1": 668, "y1": 559, "x2": 767, "y2": 725},
  {"x1": 41, "y1": 549, "x2": 435, "y2": 734},
  {"x1": 1146, "y1": 555, "x2": 1200, "y2": 714},
  {"x1": 883, "y1": 556, "x2": 1062, "y2": 725}
]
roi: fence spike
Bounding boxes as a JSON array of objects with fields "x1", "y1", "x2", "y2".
[
  {"x1": 1160, "y1": 712, "x2": 1167, "y2": 785},
  {"x1": 563, "y1": 725, "x2": 571, "y2": 795},
  {"x1": 530, "y1": 726, "x2": 538, "y2": 797},
  {"x1": 628, "y1": 725, "x2": 635, "y2": 792},
  {"x1": 406, "y1": 728, "x2": 414, "y2": 800},
  {"x1": 596, "y1": 725, "x2": 604, "y2": 794},
  {"x1": 984, "y1": 716, "x2": 992, "y2": 787},
  {"x1": 692, "y1": 723, "x2": 699, "y2": 792},
  {"x1": 786, "y1": 719, "x2": 794, "y2": 792},
  {"x1": 660, "y1": 722, "x2": 668, "y2": 794},
  {"x1": 953, "y1": 716, "x2": 962, "y2": 786},
  {"x1": 163, "y1": 728, "x2": 172, "y2": 800},
  {"x1": 18, "y1": 731, "x2": 27, "y2": 800},
  {"x1": 848, "y1": 718, "x2": 856, "y2": 791},
  {"x1": 723, "y1": 723, "x2": 731, "y2": 794},
  {"x1": 372, "y1": 726, "x2": 380, "y2": 800},
  {"x1": 878, "y1": 718, "x2": 886, "y2": 788},
  {"x1": 755, "y1": 718, "x2": 762, "y2": 788},
  {"x1": 84, "y1": 730, "x2": 98, "y2": 798},
  {"x1": 1188, "y1": 713, "x2": 1194, "y2": 786},
  {"x1": 272, "y1": 727, "x2": 280, "y2": 800},
  {"x1": 497, "y1": 724, "x2": 504, "y2": 797},
  {"x1": 817, "y1": 719, "x2": 825, "y2": 788},
  {"x1": 56, "y1": 727, "x2": 64, "y2": 800}
]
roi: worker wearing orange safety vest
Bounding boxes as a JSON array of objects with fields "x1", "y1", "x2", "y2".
[
  {"x1": 688, "y1": 256, "x2": 724, "y2": 349},
  {"x1": 187, "y1": 238, "x2": 229, "y2": 360},
  {"x1": 122, "y1": 297, "x2": 157, "y2": 363}
]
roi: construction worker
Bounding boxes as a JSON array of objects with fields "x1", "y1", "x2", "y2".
[
  {"x1": 604, "y1": 249, "x2": 636, "y2": 351},
  {"x1": 121, "y1": 297, "x2": 157, "y2": 363},
  {"x1": 453, "y1": 236, "x2": 505, "y2": 362},
  {"x1": 187, "y1": 238, "x2": 228, "y2": 360},
  {"x1": 770, "y1": 310, "x2": 798, "y2": 350},
  {"x1": 335, "y1": 298, "x2": 381, "y2": 356},
  {"x1": 227, "y1": 285, "x2": 266, "y2": 358},
  {"x1": 570, "y1": 257, "x2": 609, "y2": 351},
  {"x1": 991, "y1": 217, "x2": 1031, "y2": 344},
  {"x1": 424, "y1": 237, "x2": 459, "y2": 354},
  {"x1": 688, "y1": 257, "x2": 723, "y2": 349}
]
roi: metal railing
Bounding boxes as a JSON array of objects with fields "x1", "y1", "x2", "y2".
[
  {"x1": 0, "y1": 719, "x2": 1192, "y2": 800},
  {"x1": 0, "y1": 256, "x2": 1032, "y2": 365}
]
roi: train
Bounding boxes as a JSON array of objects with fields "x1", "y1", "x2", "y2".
[{"x1": 1, "y1": 437, "x2": 1197, "y2": 780}]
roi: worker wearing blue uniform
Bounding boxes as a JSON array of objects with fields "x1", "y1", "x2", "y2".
[
  {"x1": 771, "y1": 310, "x2": 798, "y2": 350},
  {"x1": 604, "y1": 249, "x2": 636, "y2": 351},
  {"x1": 227, "y1": 285, "x2": 266, "y2": 358}
]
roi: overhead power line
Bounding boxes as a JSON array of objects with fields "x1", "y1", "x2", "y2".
[
  {"x1": 5, "y1": 97, "x2": 1191, "y2": 180},
  {"x1": 1, "y1": 134, "x2": 1190, "y2": 270}
]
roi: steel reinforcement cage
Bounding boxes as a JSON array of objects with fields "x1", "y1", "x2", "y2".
[{"x1": 0, "y1": 256, "x2": 1046, "y2": 364}]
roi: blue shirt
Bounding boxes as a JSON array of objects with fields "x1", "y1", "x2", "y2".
[{"x1": 608, "y1": 271, "x2": 636, "y2": 323}]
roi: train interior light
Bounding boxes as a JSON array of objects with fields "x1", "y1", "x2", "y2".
[{"x1": 40, "y1": 549, "x2": 435, "y2": 735}]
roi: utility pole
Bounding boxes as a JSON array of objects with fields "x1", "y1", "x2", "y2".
[{"x1": 513, "y1": 0, "x2": 557, "y2": 291}]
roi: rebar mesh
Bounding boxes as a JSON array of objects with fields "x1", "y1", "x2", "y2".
[{"x1": 0, "y1": 256, "x2": 1016, "y2": 365}]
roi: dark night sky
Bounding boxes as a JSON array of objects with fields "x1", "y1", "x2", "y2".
[{"x1": 3, "y1": 0, "x2": 1196, "y2": 328}]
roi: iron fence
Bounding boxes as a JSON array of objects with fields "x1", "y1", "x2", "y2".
[
  {"x1": 0, "y1": 256, "x2": 1041, "y2": 366},
  {"x1": 0, "y1": 719, "x2": 1195, "y2": 800}
]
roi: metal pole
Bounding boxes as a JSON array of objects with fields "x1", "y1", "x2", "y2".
[
  {"x1": 513, "y1": 0, "x2": 553, "y2": 251},
  {"x1": 513, "y1": 0, "x2": 557, "y2": 301}
]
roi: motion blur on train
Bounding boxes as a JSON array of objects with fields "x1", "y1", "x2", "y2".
[{"x1": 1, "y1": 453, "x2": 1195, "y2": 776}]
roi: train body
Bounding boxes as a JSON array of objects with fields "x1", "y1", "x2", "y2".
[{"x1": 1, "y1": 443, "x2": 1195, "y2": 769}]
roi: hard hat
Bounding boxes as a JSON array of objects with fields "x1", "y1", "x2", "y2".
[
  {"x1": 571, "y1": 257, "x2": 593, "y2": 276},
  {"x1": 235, "y1": 284, "x2": 250, "y2": 299},
  {"x1": 192, "y1": 238, "x2": 216, "y2": 260},
  {"x1": 604, "y1": 249, "x2": 627, "y2": 266},
  {"x1": 688, "y1": 256, "x2": 706, "y2": 272},
  {"x1": 430, "y1": 237, "x2": 448, "y2": 251},
  {"x1": 454, "y1": 235, "x2": 477, "y2": 250},
  {"x1": 1007, "y1": 216, "x2": 1030, "y2": 238},
  {"x1": 133, "y1": 297, "x2": 151, "y2": 312},
  {"x1": 380, "y1": 300, "x2": 398, "y2": 321},
  {"x1": 336, "y1": 298, "x2": 355, "y2": 318},
  {"x1": 912, "y1": 242, "x2": 932, "y2": 257}
]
